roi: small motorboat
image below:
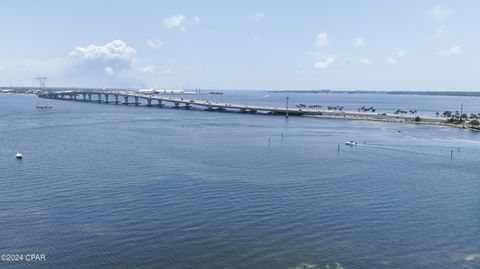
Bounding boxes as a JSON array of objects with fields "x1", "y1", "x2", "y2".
[
  {"x1": 15, "y1": 151, "x2": 23, "y2": 159},
  {"x1": 345, "y1": 141, "x2": 357, "y2": 146}
]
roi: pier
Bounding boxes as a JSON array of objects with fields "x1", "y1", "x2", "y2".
[{"x1": 38, "y1": 90, "x2": 448, "y2": 123}]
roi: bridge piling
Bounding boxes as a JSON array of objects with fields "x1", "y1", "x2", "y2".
[{"x1": 286, "y1": 96, "x2": 289, "y2": 119}]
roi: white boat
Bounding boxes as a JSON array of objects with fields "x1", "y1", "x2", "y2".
[
  {"x1": 15, "y1": 151, "x2": 23, "y2": 159},
  {"x1": 345, "y1": 141, "x2": 357, "y2": 146}
]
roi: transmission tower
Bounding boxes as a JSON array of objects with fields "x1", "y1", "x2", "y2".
[
  {"x1": 35, "y1": 77, "x2": 48, "y2": 88},
  {"x1": 35, "y1": 76, "x2": 52, "y2": 109}
]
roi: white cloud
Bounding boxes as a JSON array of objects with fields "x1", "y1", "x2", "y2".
[
  {"x1": 429, "y1": 5, "x2": 454, "y2": 20},
  {"x1": 313, "y1": 57, "x2": 334, "y2": 70},
  {"x1": 2, "y1": 42, "x2": 140, "y2": 87},
  {"x1": 251, "y1": 12, "x2": 265, "y2": 23},
  {"x1": 395, "y1": 48, "x2": 407, "y2": 58},
  {"x1": 354, "y1": 37, "x2": 366, "y2": 47},
  {"x1": 66, "y1": 40, "x2": 138, "y2": 84},
  {"x1": 387, "y1": 57, "x2": 397, "y2": 65},
  {"x1": 104, "y1": 67, "x2": 115, "y2": 75},
  {"x1": 386, "y1": 48, "x2": 406, "y2": 65},
  {"x1": 69, "y1": 40, "x2": 137, "y2": 68},
  {"x1": 358, "y1": 58, "x2": 372, "y2": 65},
  {"x1": 147, "y1": 39, "x2": 163, "y2": 49},
  {"x1": 314, "y1": 33, "x2": 328, "y2": 49},
  {"x1": 163, "y1": 14, "x2": 200, "y2": 32},
  {"x1": 140, "y1": 65, "x2": 155, "y2": 73},
  {"x1": 438, "y1": 45, "x2": 461, "y2": 55},
  {"x1": 163, "y1": 15, "x2": 186, "y2": 29}
]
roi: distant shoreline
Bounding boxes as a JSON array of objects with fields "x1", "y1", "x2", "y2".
[
  {"x1": 268, "y1": 90, "x2": 480, "y2": 97},
  {"x1": 2, "y1": 87, "x2": 480, "y2": 98}
]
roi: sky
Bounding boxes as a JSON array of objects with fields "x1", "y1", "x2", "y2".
[{"x1": 0, "y1": 0, "x2": 479, "y2": 91}]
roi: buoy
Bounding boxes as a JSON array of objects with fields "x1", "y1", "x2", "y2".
[{"x1": 16, "y1": 151, "x2": 23, "y2": 159}]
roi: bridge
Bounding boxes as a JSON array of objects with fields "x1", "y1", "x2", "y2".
[
  {"x1": 37, "y1": 90, "x2": 448, "y2": 124},
  {"x1": 38, "y1": 90, "x2": 307, "y2": 116}
]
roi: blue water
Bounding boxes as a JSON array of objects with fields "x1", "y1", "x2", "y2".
[{"x1": 1, "y1": 92, "x2": 480, "y2": 269}]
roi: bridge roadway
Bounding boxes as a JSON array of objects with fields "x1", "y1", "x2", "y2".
[
  {"x1": 39, "y1": 90, "x2": 310, "y2": 116},
  {"x1": 38, "y1": 90, "x2": 447, "y2": 123}
]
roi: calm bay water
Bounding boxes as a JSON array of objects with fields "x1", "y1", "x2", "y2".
[{"x1": 1, "y1": 92, "x2": 480, "y2": 269}]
